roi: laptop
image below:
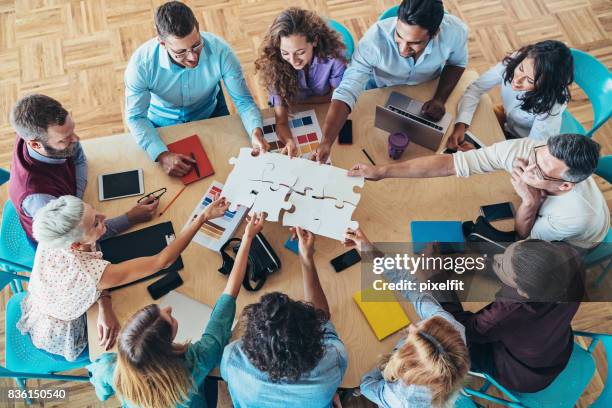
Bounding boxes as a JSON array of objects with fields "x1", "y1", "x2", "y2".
[{"x1": 374, "y1": 91, "x2": 453, "y2": 151}]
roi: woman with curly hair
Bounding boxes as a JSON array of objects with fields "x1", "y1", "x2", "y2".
[
  {"x1": 448, "y1": 40, "x2": 573, "y2": 151},
  {"x1": 255, "y1": 7, "x2": 347, "y2": 157},
  {"x1": 221, "y1": 227, "x2": 348, "y2": 407}
]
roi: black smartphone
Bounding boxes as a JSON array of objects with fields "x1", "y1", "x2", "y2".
[
  {"x1": 480, "y1": 202, "x2": 515, "y2": 222},
  {"x1": 338, "y1": 120, "x2": 353, "y2": 145},
  {"x1": 147, "y1": 272, "x2": 183, "y2": 300},
  {"x1": 330, "y1": 249, "x2": 362, "y2": 272}
]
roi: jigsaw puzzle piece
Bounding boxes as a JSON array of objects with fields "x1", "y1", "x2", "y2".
[
  {"x1": 282, "y1": 191, "x2": 324, "y2": 232},
  {"x1": 249, "y1": 184, "x2": 293, "y2": 222},
  {"x1": 314, "y1": 199, "x2": 359, "y2": 241},
  {"x1": 290, "y1": 160, "x2": 330, "y2": 197},
  {"x1": 224, "y1": 179, "x2": 262, "y2": 212},
  {"x1": 322, "y1": 168, "x2": 365, "y2": 206},
  {"x1": 228, "y1": 148, "x2": 268, "y2": 182},
  {"x1": 257, "y1": 153, "x2": 298, "y2": 190}
]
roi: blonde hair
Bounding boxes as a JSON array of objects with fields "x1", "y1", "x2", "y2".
[
  {"x1": 32, "y1": 195, "x2": 84, "y2": 248},
  {"x1": 381, "y1": 316, "x2": 470, "y2": 407},
  {"x1": 113, "y1": 304, "x2": 193, "y2": 408}
]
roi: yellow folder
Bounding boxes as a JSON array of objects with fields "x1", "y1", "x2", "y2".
[{"x1": 353, "y1": 288, "x2": 410, "y2": 340}]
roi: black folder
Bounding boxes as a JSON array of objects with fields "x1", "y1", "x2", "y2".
[{"x1": 99, "y1": 221, "x2": 184, "y2": 291}]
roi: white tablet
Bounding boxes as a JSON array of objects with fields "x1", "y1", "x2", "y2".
[{"x1": 98, "y1": 169, "x2": 144, "y2": 201}]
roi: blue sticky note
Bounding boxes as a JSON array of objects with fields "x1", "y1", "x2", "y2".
[
  {"x1": 410, "y1": 221, "x2": 465, "y2": 254},
  {"x1": 284, "y1": 235, "x2": 299, "y2": 255}
]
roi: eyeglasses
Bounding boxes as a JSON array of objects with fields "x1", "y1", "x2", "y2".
[
  {"x1": 530, "y1": 146, "x2": 571, "y2": 183},
  {"x1": 138, "y1": 187, "x2": 167, "y2": 203},
  {"x1": 168, "y1": 41, "x2": 203, "y2": 59}
]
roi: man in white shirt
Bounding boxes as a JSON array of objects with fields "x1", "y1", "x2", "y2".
[{"x1": 348, "y1": 134, "x2": 608, "y2": 249}]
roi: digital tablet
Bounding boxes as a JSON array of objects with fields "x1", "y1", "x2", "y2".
[{"x1": 98, "y1": 169, "x2": 144, "y2": 201}]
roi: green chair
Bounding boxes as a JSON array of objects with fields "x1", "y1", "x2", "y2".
[
  {"x1": 0, "y1": 271, "x2": 90, "y2": 405},
  {"x1": 379, "y1": 5, "x2": 399, "y2": 20},
  {"x1": 328, "y1": 19, "x2": 355, "y2": 60},
  {"x1": 463, "y1": 331, "x2": 611, "y2": 407},
  {"x1": 560, "y1": 49, "x2": 612, "y2": 137}
]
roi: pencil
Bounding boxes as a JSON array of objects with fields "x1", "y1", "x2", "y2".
[
  {"x1": 159, "y1": 185, "x2": 187, "y2": 217},
  {"x1": 190, "y1": 152, "x2": 200, "y2": 177},
  {"x1": 362, "y1": 148, "x2": 376, "y2": 166}
]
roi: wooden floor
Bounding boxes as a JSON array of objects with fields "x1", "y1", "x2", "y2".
[{"x1": 0, "y1": 0, "x2": 610, "y2": 406}]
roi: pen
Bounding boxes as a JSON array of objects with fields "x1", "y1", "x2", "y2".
[
  {"x1": 159, "y1": 185, "x2": 187, "y2": 217},
  {"x1": 190, "y1": 152, "x2": 200, "y2": 177},
  {"x1": 362, "y1": 148, "x2": 376, "y2": 166}
]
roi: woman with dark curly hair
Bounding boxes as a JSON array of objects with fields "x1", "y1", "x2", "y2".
[
  {"x1": 448, "y1": 40, "x2": 573, "y2": 150},
  {"x1": 221, "y1": 227, "x2": 348, "y2": 407},
  {"x1": 255, "y1": 7, "x2": 347, "y2": 157}
]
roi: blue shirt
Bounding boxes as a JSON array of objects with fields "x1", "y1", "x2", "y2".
[
  {"x1": 87, "y1": 294, "x2": 236, "y2": 408},
  {"x1": 21, "y1": 143, "x2": 131, "y2": 241},
  {"x1": 359, "y1": 268, "x2": 467, "y2": 408},
  {"x1": 125, "y1": 32, "x2": 263, "y2": 161},
  {"x1": 221, "y1": 320, "x2": 348, "y2": 408},
  {"x1": 333, "y1": 14, "x2": 468, "y2": 110}
]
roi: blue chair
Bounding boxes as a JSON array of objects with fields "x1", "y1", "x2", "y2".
[
  {"x1": 560, "y1": 49, "x2": 612, "y2": 137},
  {"x1": 1, "y1": 271, "x2": 90, "y2": 404},
  {"x1": 379, "y1": 5, "x2": 399, "y2": 20},
  {"x1": 463, "y1": 331, "x2": 611, "y2": 407},
  {"x1": 0, "y1": 168, "x2": 36, "y2": 272},
  {"x1": 328, "y1": 19, "x2": 355, "y2": 60}
]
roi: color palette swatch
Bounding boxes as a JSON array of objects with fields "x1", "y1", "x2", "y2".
[
  {"x1": 184, "y1": 181, "x2": 247, "y2": 252},
  {"x1": 262, "y1": 109, "x2": 323, "y2": 159}
]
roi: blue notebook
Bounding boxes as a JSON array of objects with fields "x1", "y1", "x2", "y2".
[{"x1": 410, "y1": 221, "x2": 465, "y2": 254}]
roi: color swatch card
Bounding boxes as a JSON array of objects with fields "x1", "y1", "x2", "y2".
[
  {"x1": 353, "y1": 288, "x2": 410, "y2": 341},
  {"x1": 262, "y1": 109, "x2": 323, "y2": 159},
  {"x1": 167, "y1": 134, "x2": 214, "y2": 185},
  {"x1": 185, "y1": 181, "x2": 247, "y2": 252}
]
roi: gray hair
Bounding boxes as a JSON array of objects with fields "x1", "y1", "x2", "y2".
[
  {"x1": 9, "y1": 94, "x2": 68, "y2": 143},
  {"x1": 32, "y1": 196, "x2": 85, "y2": 248},
  {"x1": 547, "y1": 134, "x2": 600, "y2": 183}
]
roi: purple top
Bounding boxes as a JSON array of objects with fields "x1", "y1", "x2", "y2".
[{"x1": 269, "y1": 56, "x2": 346, "y2": 107}]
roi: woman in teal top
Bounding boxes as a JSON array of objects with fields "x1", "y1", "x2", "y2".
[{"x1": 87, "y1": 212, "x2": 267, "y2": 408}]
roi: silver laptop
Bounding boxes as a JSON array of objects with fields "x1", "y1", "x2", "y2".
[{"x1": 374, "y1": 91, "x2": 453, "y2": 151}]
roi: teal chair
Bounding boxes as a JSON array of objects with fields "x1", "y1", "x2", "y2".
[
  {"x1": 560, "y1": 49, "x2": 612, "y2": 137},
  {"x1": 0, "y1": 168, "x2": 36, "y2": 272},
  {"x1": 379, "y1": 5, "x2": 399, "y2": 20},
  {"x1": 1, "y1": 271, "x2": 90, "y2": 405},
  {"x1": 463, "y1": 331, "x2": 611, "y2": 407},
  {"x1": 328, "y1": 19, "x2": 355, "y2": 60}
]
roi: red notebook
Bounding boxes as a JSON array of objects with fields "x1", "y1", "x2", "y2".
[{"x1": 167, "y1": 135, "x2": 214, "y2": 185}]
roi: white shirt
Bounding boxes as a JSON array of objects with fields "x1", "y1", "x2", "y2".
[
  {"x1": 453, "y1": 138, "x2": 609, "y2": 248},
  {"x1": 455, "y1": 63, "x2": 566, "y2": 141}
]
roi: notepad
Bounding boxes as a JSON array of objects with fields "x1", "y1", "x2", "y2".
[
  {"x1": 410, "y1": 220, "x2": 465, "y2": 254},
  {"x1": 353, "y1": 288, "x2": 410, "y2": 340},
  {"x1": 167, "y1": 134, "x2": 214, "y2": 185}
]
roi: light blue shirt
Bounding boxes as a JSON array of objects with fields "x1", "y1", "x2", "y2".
[
  {"x1": 125, "y1": 32, "x2": 263, "y2": 161},
  {"x1": 221, "y1": 320, "x2": 348, "y2": 408},
  {"x1": 21, "y1": 144, "x2": 130, "y2": 241},
  {"x1": 333, "y1": 14, "x2": 468, "y2": 110},
  {"x1": 359, "y1": 268, "x2": 467, "y2": 408}
]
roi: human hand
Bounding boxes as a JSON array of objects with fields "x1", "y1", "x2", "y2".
[
  {"x1": 457, "y1": 140, "x2": 476, "y2": 151},
  {"x1": 244, "y1": 212, "x2": 266, "y2": 239},
  {"x1": 343, "y1": 228, "x2": 374, "y2": 253},
  {"x1": 251, "y1": 128, "x2": 270, "y2": 156},
  {"x1": 281, "y1": 139, "x2": 298, "y2": 158},
  {"x1": 291, "y1": 227, "x2": 315, "y2": 262},
  {"x1": 347, "y1": 163, "x2": 383, "y2": 181},
  {"x1": 511, "y1": 162, "x2": 544, "y2": 206},
  {"x1": 311, "y1": 140, "x2": 331, "y2": 163},
  {"x1": 203, "y1": 197, "x2": 230, "y2": 220},
  {"x1": 421, "y1": 99, "x2": 446, "y2": 121},
  {"x1": 158, "y1": 151, "x2": 196, "y2": 177},
  {"x1": 126, "y1": 196, "x2": 159, "y2": 224},
  {"x1": 97, "y1": 296, "x2": 120, "y2": 350},
  {"x1": 447, "y1": 123, "x2": 466, "y2": 150}
]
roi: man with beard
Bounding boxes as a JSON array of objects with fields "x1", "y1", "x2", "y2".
[
  {"x1": 8, "y1": 94, "x2": 158, "y2": 244},
  {"x1": 313, "y1": 0, "x2": 469, "y2": 163}
]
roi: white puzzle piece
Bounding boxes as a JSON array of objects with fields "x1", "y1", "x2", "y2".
[
  {"x1": 282, "y1": 191, "x2": 324, "y2": 232},
  {"x1": 257, "y1": 154, "x2": 298, "y2": 190},
  {"x1": 249, "y1": 184, "x2": 293, "y2": 222},
  {"x1": 322, "y1": 168, "x2": 364, "y2": 206},
  {"x1": 315, "y1": 200, "x2": 359, "y2": 241}
]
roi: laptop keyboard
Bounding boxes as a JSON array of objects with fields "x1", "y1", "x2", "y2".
[{"x1": 387, "y1": 105, "x2": 443, "y2": 131}]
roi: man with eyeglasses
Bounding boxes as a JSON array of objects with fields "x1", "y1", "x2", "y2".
[
  {"x1": 125, "y1": 1, "x2": 265, "y2": 177},
  {"x1": 348, "y1": 134, "x2": 609, "y2": 249}
]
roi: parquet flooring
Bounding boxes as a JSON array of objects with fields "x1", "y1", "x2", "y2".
[{"x1": 0, "y1": 0, "x2": 610, "y2": 407}]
